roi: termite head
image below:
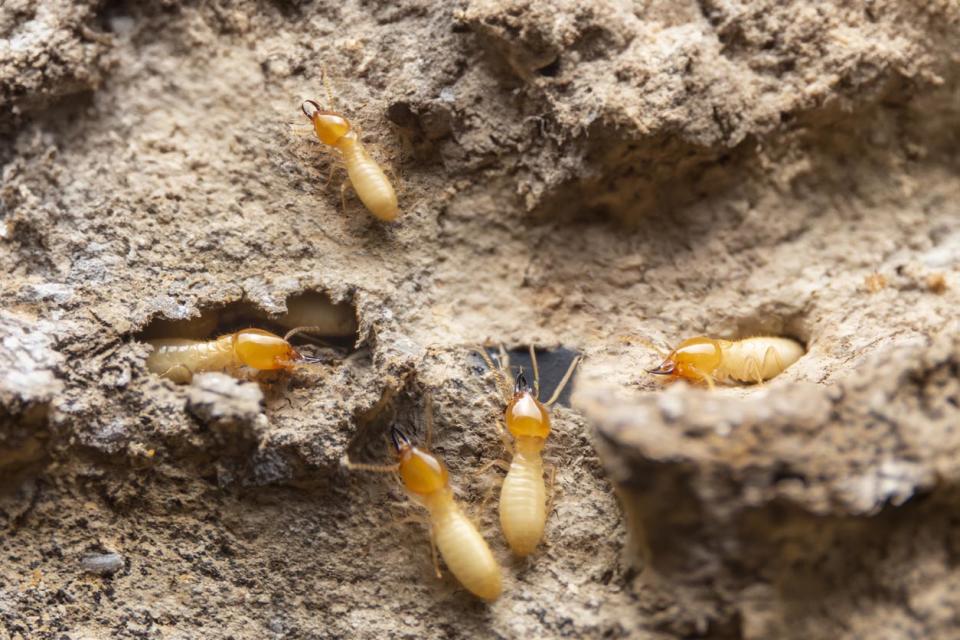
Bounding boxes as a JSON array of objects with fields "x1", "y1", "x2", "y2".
[
  {"x1": 392, "y1": 427, "x2": 449, "y2": 496},
  {"x1": 302, "y1": 100, "x2": 354, "y2": 146},
  {"x1": 233, "y1": 329, "x2": 301, "y2": 370},
  {"x1": 648, "y1": 337, "x2": 722, "y2": 382},
  {"x1": 505, "y1": 369, "x2": 551, "y2": 439}
]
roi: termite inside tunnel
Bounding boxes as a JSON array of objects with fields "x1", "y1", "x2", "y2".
[
  {"x1": 137, "y1": 291, "x2": 357, "y2": 343},
  {"x1": 134, "y1": 291, "x2": 361, "y2": 381}
]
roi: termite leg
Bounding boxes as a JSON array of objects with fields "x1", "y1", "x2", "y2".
[
  {"x1": 472, "y1": 458, "x2": 510, "y2": 477},
  {"x1": 324, "y1": 160, "x2": 342, "y2": 189},
  {"x1": 765, "y1": 346, "x2": 785, "y2": 382},
  {"x1": 544, "y1": 355, "x2": 581, "y2": 407},
  {"x1": 299, "y1": 128, "x2": 345, "y2": 185},
  {"x1": 746, "y1": 347, "x2": 785, "y2": 386},
  {"x1": 478, "y1": 474, "x2": 505, "y2": 516},
  {"x1": 544, "y1": 463, "x2": 559, "y2": 514},
  {"x1": 744, "y1": 357, "x2": 764, "y2": 386},
  {"x1": 428, "y1": 522, "x2": 442, "y2": 579},
  {"x1": 495, "y1": 419, "x2": 514, "y2": 455},
  {"x1": 340, "y1": 179, "x2": 352, "y2": 214},
  {"x1": 234, "y1": 365, "x2": 261, "y2": 382},
  {"x1": 528, "y1": 344, "x2": 541, "y2": 399},
  {"x1": 703, "y1": 373, "x2": 717, "y2": 391},
  {"x1": 383, "y1": 150, "x2": 402, "y2": 183}
]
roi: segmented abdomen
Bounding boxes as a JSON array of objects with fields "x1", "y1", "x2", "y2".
[
  {"x1": 721, "y1": 337, "x2": 804, "y2": 383},
  {"x1": 146, "y1": 337, "x2": 234, "y2": 383},
  {"x1": 341, "y1": 141, "x2": 399, "y2": 222},
  {"x1": 499, "y1": 451, "x2": 546, "y2": 557},
  {"x1": 431, "y1": 499, "x2": 502, "y2": 601}
]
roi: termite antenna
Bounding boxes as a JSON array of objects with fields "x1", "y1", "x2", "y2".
[
  {"x1": 302, "y1": 99, "x2": 322, "y2": 119},
  {"x1": 390, "y1": 427, "x2": 411, "y2": 452},
  {"x1": 284, "y1": 326, "x2": 336, "y2": 344},
  {"x1": 322, "y1": 64, "x2": 337, "y2": 111},
  {"x1": 514, "y1": 368, "x2": 530, "y2": 394}
]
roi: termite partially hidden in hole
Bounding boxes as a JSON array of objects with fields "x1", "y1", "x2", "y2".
[
  {"x1": 473, "y1": 345, "x2": 581, "y2": 557},
  {"x1": 344, "y1": 400, "x2": 503, "y2": 602},
  {"x1": 145, "y1": 327, "x2": 325, "y2": 384},
  {"x1": 646, "y1": 336, "x2": 804, "y2": 388},
  {"x1": 300, "y1": 73, "x2": 399, "y2": 222}
]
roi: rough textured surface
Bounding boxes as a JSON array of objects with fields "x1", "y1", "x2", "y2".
[
  {"x1": 0, "y1": 0, "x2": 111, "y2": 114},
  {"x1": 1, "y1": 0, "x2": 959, "y2": 638},
  {"x1": 579, "y1": 333, "x2": 960, "y2": 638}
]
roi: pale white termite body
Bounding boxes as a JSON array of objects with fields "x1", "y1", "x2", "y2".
[
  {"x1": 423, "y1": 486, "x2": 503, "y2": 601},
  {"x1": 649, "y1": 335, "x2": 805, "y2": 386},
  {"x1": 339, "y1": 135, "x2": 398, "y2": 221},
  {"x1": 499, "y1": 436, "x2": 547, "y2": 556},
  {"x1": 147, "y1": 337, "x2": 234, "y2": 383},
  {"x1": 475, "y1": 346, "x2": 581, "y2": 557},
  {"x1": 145, "y1": 329, "x2": 304, "y2": 384}
]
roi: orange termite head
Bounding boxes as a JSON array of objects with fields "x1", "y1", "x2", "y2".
[
  {"x1": 233, "y1": 329, "x2": 301, "y2": 371},
  {"x1": 505, "y1": 369, "x2": 551, "y2": 439},
  {"x1": 301, "y1": 99, "x2": 354, "y2": 146},
  {"x1": 392, "y1": 427, "x2": 449, "y2": 496},
  {"x1": 648, "y1": 337, "x2": 722, "y2": 383}
]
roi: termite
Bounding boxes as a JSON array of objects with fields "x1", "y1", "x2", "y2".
[
  {"x1": 647, "y1": 336, "x2": 805, "y2": 388},
  {"x1": 474, "y1": 346, "x2": 581, "y2": 557},
  {"x1": 344, "y1": 400, "x2": 503, "y2": 602},
  {"x1": 300, "y1": 73, "x2": 399, "y2": 222},
  {"x1": 145, "y1": 327, "x2": 322, "y2": 384}
]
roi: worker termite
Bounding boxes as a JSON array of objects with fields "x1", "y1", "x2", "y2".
[
  {"x1": 344, "y1": 399, "x2": 503, "y2": 602},
  {"x1": 647, "y1": 336, "x2": 805, "y2": 388},
  {"x1": 300, "y1": 73, "x2": 399, "y2": 222},
  {"x1": 473, "y1": 346, "x2": 581, "y2": 557},
  {"x1": 145, "y1": 327, "x2": 323, "y2": 384}
]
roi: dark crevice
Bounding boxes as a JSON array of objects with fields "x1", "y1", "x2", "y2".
[
  {"x1": 474, "y1": 345, "x2": 580, "y2": 408},
  {"x1": 135, "y1": 291, "x2": 359, "y2": 353},
  {"x1": 537, "y1": 58, "x2": 561, "y2": 77}
]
